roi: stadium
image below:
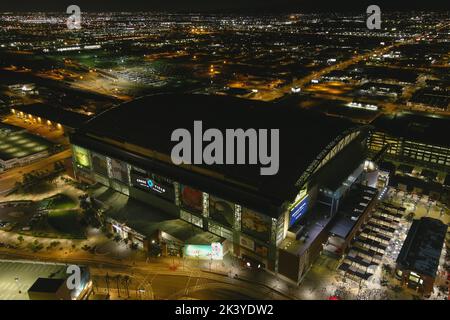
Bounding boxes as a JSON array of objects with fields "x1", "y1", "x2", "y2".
[{"x1": 70, "y1": 94, "x2": 376, "y2": 282}]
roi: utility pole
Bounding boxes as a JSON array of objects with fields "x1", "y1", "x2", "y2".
[{"x1": 105, "y1": 273, "x2": 110, "y2": 295}]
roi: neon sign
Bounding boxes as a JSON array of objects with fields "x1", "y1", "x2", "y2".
[{"x1": 135, "y1": 177, "x2": 166, "y2": 194}]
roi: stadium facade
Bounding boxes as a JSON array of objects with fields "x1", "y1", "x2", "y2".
[
  {"x1": 70, "y1": 94, "x2": 374, "y2": 282},
  {"x1": 368, "y1": 112, "x2": 450, "y2": 172}
]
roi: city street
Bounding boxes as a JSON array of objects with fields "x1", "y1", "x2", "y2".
[{"x1": 0, "y1": 150, "x2": 72, "y2": 194}]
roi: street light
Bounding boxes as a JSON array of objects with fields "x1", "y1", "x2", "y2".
[
  {"x1": 15, "y1": 277, "x2": 21, "y2": 294},
  {"x1": 138, "y1": 288, "x2": 145, "y2": 300}
]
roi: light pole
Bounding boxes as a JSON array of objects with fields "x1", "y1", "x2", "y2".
[{"x1": 15, "y1": 277, "x2": 21, "y2": 294}]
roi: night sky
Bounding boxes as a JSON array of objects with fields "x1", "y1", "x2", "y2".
[{"x1": 0, "y1": 0, "x2": 447, "y2": 12}]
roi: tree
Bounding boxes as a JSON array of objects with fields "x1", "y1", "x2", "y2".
[
  {"x1": 105, "y1": 273, "x2": 110, "y2": 295},
  {"x1": 121, "y1": 275, "x2": 131, "y2": 298},
  {"x1": 115, "y1": 275, "x2": 121, "y2": 297},
  {"x1": 405, "y1": 212, "x2": 415, "y2": 222}
]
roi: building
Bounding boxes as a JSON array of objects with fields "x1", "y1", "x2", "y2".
[
  {"x1": 28, "y1": 278, "x2": 72, "y2": 300},
  {"x1": 0, "y1": 122, "x2": 53, "y2": 171},
  {"x1": 8, "y1": 83, "x2": 38, "y2": 95},
  {"x1": 0, "y1": 260, "x2": 91, "y2": 300},
  {"x1": 368, "y1": 112, "x2": 450, "y2": 172},
  {"x1": 70, "y1": 94, "x2": 372, "y2": 280},
  {"x1": 358, "y1": 82, "x2": 404, "y2": 99},
  {"x1": 395, "y1": 217, "x2": 447, "y2": 296},
  {"x1": 10, "y1": 103, "x2": 91, "y2": 134}
]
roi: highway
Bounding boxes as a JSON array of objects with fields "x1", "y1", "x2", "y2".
[{"x1": 0, "y1": 249, "x2": 290, "y2": 300}]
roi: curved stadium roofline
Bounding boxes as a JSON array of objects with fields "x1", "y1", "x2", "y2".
[{"x1": 71, "y1": 94, "x2": 370, "y2": 215}]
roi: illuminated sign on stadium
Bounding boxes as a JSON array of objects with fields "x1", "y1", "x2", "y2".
[
  {"x1": 130, "y1": 171, "x2": 175, "y2": 202},
  {"x1": 184, "y1": 243, "x2": 223, "y2": 260},
  {"x1": 289, "y1": 195, "x2": 309, "y2": 226},
  {"x1": 135, "y1": 177, "x2": 166, "y2": 194}
]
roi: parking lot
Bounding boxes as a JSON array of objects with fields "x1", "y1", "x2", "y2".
[
  {"x1": 300, "y1": 186, "x2": 449, "y2": 300},
  {"x1": 3, "y1": 114, "x2": 67, "y2": 145},
  {"x1": 0, "y1": 201, "x2": 36, "y2": 231},
  {"x1": 0, "y1": 123, "x2": 54, "y2": 169}
]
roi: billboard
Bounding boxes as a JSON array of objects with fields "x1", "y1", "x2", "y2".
[
  {"x1": 289, "y1": 195, "x2": 309, "y2": 227},
  {"x1": 180, "y1": 185, "x2": 203, "y2": 214},
  {"x1": 109, "y1": 158, "x2": 129, "y2": 183},
  {"x1": 73, "y1": 145, "x2": 91, "y2": 169},
  {"x1": 240, "y1": 235, "x2": 255, "y2": 251},
  {"x1": 241, "y1": 208, "x2": 271, "y2": 242},
  {"x1": 255, "y1": 243, "x2": 268, "y2": 258},
  {"x1": 130, "y1": 171, "x2": 175, "y2": 202},
  {"x1": 91, "y1": 152, "x2": 108, "y2": 176},
  {"x1": 209, "y1": 195, "x2": 234, "y2": 228},
  {"x1": 184, "y1": 243, "x2": 223, "y2": 260}
]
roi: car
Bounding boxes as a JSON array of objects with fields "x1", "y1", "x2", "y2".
[
  {"x1": 291, "y1": 86, "x2": 301, "y2": 93},
  {"x1": 241, "y1": 255, "x2": 265, "y2": 270}
]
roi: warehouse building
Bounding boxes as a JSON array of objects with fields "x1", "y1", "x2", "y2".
[{"x1": 368, "y1": 112, "x2": 450, "y2": 172}]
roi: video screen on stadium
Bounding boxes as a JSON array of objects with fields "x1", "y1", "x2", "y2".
[
  {"x1": 130, "y1": 171, "x2": 175, "y2": 202},
  {"x1": 289, "y1": 195, "x2": 309, "y2": 227},
  {"x1": 91, "y1": 152, "x2": 108, "y2": 176},
  {"x1": 209, "y1": 195, "x2": 235, "y2": 228},
  {"x1": 241, "y1": 207, "x2": 271, "y2": 242}
]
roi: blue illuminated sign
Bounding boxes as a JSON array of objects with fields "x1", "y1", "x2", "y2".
[
  {"x1": 289, "y1": 196, "x2": 309, "y2": 226},
  {"x1": 134, "y1": 177, "x2": 166, "y2": 194}
]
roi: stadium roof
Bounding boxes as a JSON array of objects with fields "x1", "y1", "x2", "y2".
[
  {"x1": 396, "y1": 217, "x2": 447, "y2": 278},
  {"x1": 328, "y1": 184, "x2": 378, "y2": 239},
  {"x1": 72, "y1": 94, "x2": 367, "y2": 215},
  {"x1": 371, "y1": 112, "x2": 450, "y2": 148},
  {"x1": 13, "y1": 103, "x2": 90, "y2": 129}
]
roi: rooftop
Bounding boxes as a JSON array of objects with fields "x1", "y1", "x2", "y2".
[
  {"x1": 0, "y1": 260, "x2": 67, "y2": 300},
  {"x1": 396, "y1": 217, "x2": 447, "y2": 278},
  {"x1": 281, "y1": 202, "x2": 332, "y2": 257},
  {"x1": 328, "y1": 184, "x2": 378, "y2": 239},
  {"x1": 0, "y1": 123, "x2": 53, "y2": 161},
  {"x1": 28, "y1": 278, "x2": 65, "y2": 294},
  {"x1": 73, "y1": 94, "x2": 366, "y2": 214}
]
